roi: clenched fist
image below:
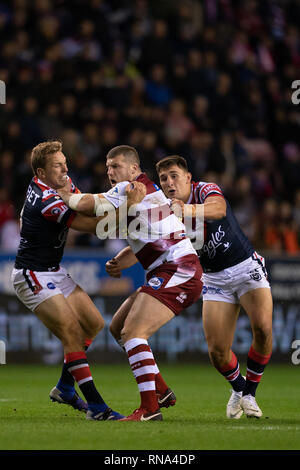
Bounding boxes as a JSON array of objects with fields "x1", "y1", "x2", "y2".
[{"x1": 125, "y1": 181, "x2": 146, "y2": 207}]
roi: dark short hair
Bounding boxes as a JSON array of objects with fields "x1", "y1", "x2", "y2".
[
  {"x1": 156, "y1": 155, "x2": 189, "y2": 174},
  {"x1": 106, "y1": 145, "x2": 140, "y2": 166},
  {"x1": 31, "y1": 141, "x2": 62, "y2": 175}
]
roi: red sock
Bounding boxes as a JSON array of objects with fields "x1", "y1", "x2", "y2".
[
  {"x1": 124, "y1": 338, "x2": 159, "y2": 413},
  {"x1": 155, "y1": 372, "x2": 168, "y2": 395}
]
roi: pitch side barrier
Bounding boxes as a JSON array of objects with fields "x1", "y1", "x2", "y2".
[{"x1": 0, "y1": 252, "x2": 299, "y2": 364}]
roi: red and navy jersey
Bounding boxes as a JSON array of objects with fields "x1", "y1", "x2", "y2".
[
  {"x1": 188, "y1": 181, "x2": 254, "y2": 272},
  {"x1": 14, "y1": 177, "x2": 79, "y2": 271}
]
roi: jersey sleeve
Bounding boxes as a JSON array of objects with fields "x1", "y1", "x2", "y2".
[
  {"x1": 101, "y1": 181, "x2": 129, "y2": 208},
  {"x1": 41, "y1": 198, "x2": 75, "y2": 226},
  {"x1": 196, "y1": 182, "x2": 224, "y2": 204}
]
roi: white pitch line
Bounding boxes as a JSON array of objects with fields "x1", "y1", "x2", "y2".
[{"x1": 227, "y1": 426, "x2": 300, "y2": 431}]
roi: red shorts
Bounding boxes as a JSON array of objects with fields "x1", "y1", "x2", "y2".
[{"x1": 140, "y1": 254, "x2": 203, "y2": 315}]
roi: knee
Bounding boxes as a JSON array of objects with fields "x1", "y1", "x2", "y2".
[
  {"x1": 95, "y1": 315, "x2": 105, "y2": 333},
  {"x1": 252, "y1": 321, "x2": 272, "y2": 345},
  {"x1": 61, "y1": 318, "x2": 83, "y2": 347},
  {"x1": 208, "y1": 345, "x2": 231, "y2": 368},
  {"x1": 109, "y1": 319, "x2": 120, "y2": 340}
]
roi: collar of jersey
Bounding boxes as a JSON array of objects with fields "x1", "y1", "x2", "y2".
[{"x1": 187, "y1": 184, "x2": 193, "y2": 204}]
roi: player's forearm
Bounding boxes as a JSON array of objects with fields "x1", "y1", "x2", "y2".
[
  {"x1": 59, "y1": 190, "x2": 96, "y2": 216},
  {"x1": 183, "y1": 201, "x2": 226, "y2": 220},
  {"x1": 115, "y1": 246, "x2": 138, "y2": 269}
]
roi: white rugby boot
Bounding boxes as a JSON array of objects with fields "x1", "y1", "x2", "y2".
[
  {"x1": 240, "y1": 394, "x2": 262, "y2": 418},
  {"x1": 226, "y1": 390, "x2": 243, "y2": 419}
]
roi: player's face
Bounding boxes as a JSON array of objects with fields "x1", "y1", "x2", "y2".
[
  {"x1": 38, "y1": 152, "x2": 68, "y2": 189},
  {"x1": 158, "y1": 165, "x2": 192, "y2": 202},
  {"x1": 106, "y1": 154, "x2": 136, "y2": 187}
]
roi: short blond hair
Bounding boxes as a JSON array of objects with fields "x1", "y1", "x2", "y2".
[
  {"x1": 106, "y1": 145, "x2": 140, "y2": 166},
  {"x1": 31, "y1": 141, "x2": 62, "y2": 175}
]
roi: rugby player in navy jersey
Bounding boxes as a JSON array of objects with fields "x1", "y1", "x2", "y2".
[
  {"x1": 156, "y1": 155, "x2": 273, "y2": 419},
  {"x1": 11, "y1": 140, "x2": 126, "y2": 421}
]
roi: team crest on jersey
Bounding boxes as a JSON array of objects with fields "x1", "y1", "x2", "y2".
[
  {"x1": 147, "y1": 276, "x2": 164, "y2": 289},
  {"x1": 51, "y1": 207, "x2": 61, "y2": 215},
  {"x1": 249, "y1": 269, "x2": 262, "y2": 281},
  {"x1": 47, "y1": 282, "x2": 56, "y2": 290}
]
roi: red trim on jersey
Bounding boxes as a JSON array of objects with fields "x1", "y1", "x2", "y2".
[
  {"x1": 204, "y1": 193, "x2": 225, "y2": 200},
  {"x1": 135, "y1": 234, "x2": 185, "y2": 269},
  {"x1": 136, "y1": 173, "x2": 159, "y2": 195}
]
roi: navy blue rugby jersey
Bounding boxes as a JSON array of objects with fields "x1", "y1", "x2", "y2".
[
  {"x1": 188, "y1": 181, "x2": 254, "y2": 272},
  {"x1": 14, "y1": 176, "x2": 79, "y2": 271}
]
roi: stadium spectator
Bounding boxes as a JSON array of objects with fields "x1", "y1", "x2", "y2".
[{"x1": 0, "y1": 0, "x2": 299, "y2": 253}]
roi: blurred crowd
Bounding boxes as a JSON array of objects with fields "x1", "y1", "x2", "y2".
[{"x1": 0, "y1": 0, "x2": 299, "y2": 254}]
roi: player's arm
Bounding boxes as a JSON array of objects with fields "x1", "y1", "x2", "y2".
[
  {"x1": 69, "y1": 213, "x2": 101, "y2": 234},
  {"x1": 58, "y1": 181, "x2": 146, "y2": 216},
  {"x1": 106, "y1": 246, "x2": 138, "y2": 278},
  {"x1": 171, "y1": 196, "x2": 226, "y2": 220}
]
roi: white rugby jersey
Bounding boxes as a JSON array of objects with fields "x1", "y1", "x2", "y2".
[{"x1": 102, "y1": 173, "x2": 196, "y2": 272}]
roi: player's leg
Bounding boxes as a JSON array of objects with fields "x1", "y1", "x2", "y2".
[
  {"x1": 120, "y1": 292, "x2": 175, "y2": 421},
  {"x1": 109, "y1": 288, "x2": 175, "y2": 408},
  {"x1": 50, "y1": 285, "x2": 105, "y2": 410},
  {"x1": 239, "y1": 287, "x2": 272, "y2": 418},
  {"x1": 66, "y1": 285, "x2": 105, "y2": 345},
  {"x1": 35, "y1": 295, "x2": 123, "y2": 420},
  {"x1": 109, "y1": 288, "x2": 140, "y2": 346},
  {"x1": 202, "y1": 300, "x2": 245, "y2": 419}
]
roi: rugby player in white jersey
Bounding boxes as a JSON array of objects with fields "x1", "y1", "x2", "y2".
[
  {"x1": 58, "y1": 145, "x2": 203, "y2": 421},
  {"x1": 156, "y1": 155, "x2": 273, "y2": 419}
]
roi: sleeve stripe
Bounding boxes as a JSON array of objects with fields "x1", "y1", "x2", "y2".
[{"x1": 41, "y1": 200, "x2": 61, "y2": 214}]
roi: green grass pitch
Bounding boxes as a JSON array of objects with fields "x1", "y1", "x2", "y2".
[{"x1": 0, "y1": 362, "x2": 299, "y2": 450}]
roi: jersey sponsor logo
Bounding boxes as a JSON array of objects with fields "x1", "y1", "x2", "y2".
[
  {"x1": 202, "y1": 225, "x2": 226, "y2": 259},
  {"x1": 202, "y1": 286, "x2": 223, "y2": 295},
  {"x1": 176, "y1": 292, "x2": 187, "y2": 303},
  {"x1": 26, "y1": 186, "x2": 40, "y2": 206},
  {"x1": 199, "y1": 183, "x2": 222, "y2": 202},
  {"x1": 42, "y1": 189, "x2": 57, "y2": 200},
  {"x1": 147, "y1": 276, "x2": 164, "y2": 289}
]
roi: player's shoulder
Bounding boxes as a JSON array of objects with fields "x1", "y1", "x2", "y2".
[
  {"x1": 192, "y1": 180, "x2": 223, "y2": 203},
  {"x1": 136, "y1": 173, "x2": 160, "y2": 195}
]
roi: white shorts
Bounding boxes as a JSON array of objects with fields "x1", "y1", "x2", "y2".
[
  {"x1": 202, "y1": 252, "x2": 270, "y2": 304},
  {"x1": 11, "y1": 266, "x2": 77, "y2": 312}
]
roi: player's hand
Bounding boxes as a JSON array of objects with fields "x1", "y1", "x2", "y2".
[
  {"x1": 57, "y1": 175, "x2": 72, "y2": 196},
  {"x1": 105, "y1": 257, "x2": 122, "y2": 278},
  {"x1": 170, "y1": 198, "x2": 185, "y2": 218},
  {"x1": 125, "y1": 181, "x2": 146, "y2": 207}
]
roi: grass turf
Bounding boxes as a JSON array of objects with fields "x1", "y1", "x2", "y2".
[{"x1": 0, "y1": 363, "x2": 299, "y2": 450}]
